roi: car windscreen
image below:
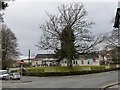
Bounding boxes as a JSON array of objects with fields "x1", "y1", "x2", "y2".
[
  {"x1": 2, "y1": 71, "x2": 8, "y2": 75},
  {"x1": 0, "y1": 72, "x2": 2, "y2": 75},
  {"x1": 13, "y1": 73, "x2": 19, "y2": 75}
]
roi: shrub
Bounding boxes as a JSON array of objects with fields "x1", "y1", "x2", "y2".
[
  {"x1": 91, "y1": 66, "x2": 105, "y2": 70},
  {"x1": 10, "y1": 69, "x2": 19, "y2": 73},
  {"x1": 109, "y1": 64, "x2": 117, "y2": 69},
  {"x1": 25, "y1": 65, "x2": 120, "y2": 77}
]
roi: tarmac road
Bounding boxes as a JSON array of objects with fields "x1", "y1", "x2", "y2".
[{"x1": 2, "y1": 70, "x2": 119, "y2": 88}]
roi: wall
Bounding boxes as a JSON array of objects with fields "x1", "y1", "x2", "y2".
[{"x1": 32, "y1": 57, "x2": 100, "y2": 67}]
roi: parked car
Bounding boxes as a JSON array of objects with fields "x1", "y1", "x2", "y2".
[
  {"x1": 0, "y1": 70, "x2": 10, "y2": 80},
  {"x1": 10, "y1": 73, "x2": 21, "y2": 80}
]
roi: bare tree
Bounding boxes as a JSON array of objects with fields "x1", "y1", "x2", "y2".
[
  {"x1": 102, "y1": 17, "x2": 120, "y2": 64},
  {"x1": 0, "y1": 0, "x2": 8, "y2": 69},
  {"x1": 103, "y1": 16, "x2": 120, "y2": 49},
  {"x1": 1, "y1": 24, "x2": 20, "y2": 69},
  {"x1": 102, "y1": 28, "x2": 120, "y2": 64},
  {"x1": 0, "y1": 0, "x2": 15, "y2": 70},
  {"x1": 36, "y1": 3, "x2": 103, "y2": 67},
  {"x1": 0, "y1": 0, "x2": 9, "y2": 22},
  {"x1": 103, "y1": 29, "x2": 119, "y2": 48}
]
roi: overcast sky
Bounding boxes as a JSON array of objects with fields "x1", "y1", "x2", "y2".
[{"x1": 2, "y1": 0, "x2": 119, "y2": 59}]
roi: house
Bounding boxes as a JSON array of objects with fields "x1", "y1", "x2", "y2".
[
  {"x1": 32, "y1": 54, "x2": 57, "y2": 67},
  {"x1": 98, "y1": 50, "x2": 112, "y2": 65},
  {"x1": 32, "y1": 53, "x2": 100, "y2": 67}
]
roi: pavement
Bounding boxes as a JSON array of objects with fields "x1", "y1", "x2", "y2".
[
  {"x1": 109, "y1": 84, "x2": 119, "y2": 88},
  {"x1": 103, "y1": 82, "x2": 120, "y2": 89}
]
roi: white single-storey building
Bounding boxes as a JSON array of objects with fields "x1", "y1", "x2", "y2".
[{"x1": 32, "y1": 53, "x2": 100, "y2": 67}]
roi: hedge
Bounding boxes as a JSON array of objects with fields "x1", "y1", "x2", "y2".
[
  {"x1": 22, "y1": 65, "x2": 120, "y2": 77},
  {"x1": 23, "y1": 67, "x2": 120, "y2": 77}
]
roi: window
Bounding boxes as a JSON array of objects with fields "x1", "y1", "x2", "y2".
[
  {"x1": 36, "y1": 62, "x2": 38, "y2": 65},
  {"x1": 0, "y1": 72, "x2": 2, "y2": 75},
  {"x1": 81, "y1": 60, "x2": 84, "y2": 64},
  {"x1": 76, "y1": 61, "x2": 78, "y2": 64},
  {"x1": 93, "y1": 58, "x2": 96, "y2": 62},
  {"x1": 88, "y1": 61, "x2": 90, "y2": 64},
  {"x1": 64, "y1": 60, "x2": 67, "y2": 63},
  {"x1": 2, "y1": 71, "x2": 8, "y2": 75},
  {"x1": 73, "y1": 60, "x2": 76, "y2": 64}
]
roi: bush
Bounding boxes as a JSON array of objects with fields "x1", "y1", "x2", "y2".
[
  {"x1": 24, "y1": 65, "x2": 120, "y2": 77},
  {"x1": 91, "y1": 66, "x2": 105, "y2": 70},
  {"x1": 10, "y1": 69, "x2": 19, "y2": 73},
  {"x1": 109, "y1": 64, "x2": 117, "y2": 69}
]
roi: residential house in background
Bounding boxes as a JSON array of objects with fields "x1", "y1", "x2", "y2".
[
  {"x1": 98, "y1": 50, "x2": 112, "y2": 65},
  {"x1": 32, "y1": 54, "x2": 57, "y2": 67},
  {"x1": 13, "y1": 50, "x2": 113, "y2": 68},
  {"x1": 32, "y1": 53, "x2": 100, "y2": 67}
]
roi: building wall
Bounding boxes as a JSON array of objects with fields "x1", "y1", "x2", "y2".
[
  {"x1": 32, "y1": 58, "x2": 57, "y2": 67},
  {"x1": 32, "y1": 57, "x2": 100, "y2": 67},
  {"x1": 60, "y1": 59, "x2": 100, "y2": 66},
  {"x1": 98, "y1": 54, "x2": 112, "y2": 65}
]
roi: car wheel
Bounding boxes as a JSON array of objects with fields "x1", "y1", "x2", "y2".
[
  {"x1": 2, "y1": 77, "x2": 5, "y2": 80},
  {"x1": 3, "y1": 76, "x2": 8, "y2": 80},
  {"x1": 2, "y1": 76, "x2": 6, "y2": 80},
  {"x1": 17, "y1": 78, "x2": 20, "y2": 80},
  {"x1": 10, "y1": 77, "x2": 12, "y2": 80}
]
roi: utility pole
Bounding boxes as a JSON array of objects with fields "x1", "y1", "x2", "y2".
[{"x1": 28, "y1": 49, "x2": 31, "y2": 66}]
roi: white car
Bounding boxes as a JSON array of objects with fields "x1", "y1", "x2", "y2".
[
  {"x1": 0, "y1": 70, "x2": 10, "y2": 80},
  {"x1": 10, "y1": 73, "x2": 21, "y2": 80}
]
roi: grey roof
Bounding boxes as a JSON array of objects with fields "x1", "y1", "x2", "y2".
[
  {"x1": 35, "y1": 54, "x2": 55, "y2": 58},
  {"x1": 35, "y1": 52, "x2": 99, "y2": 59}
]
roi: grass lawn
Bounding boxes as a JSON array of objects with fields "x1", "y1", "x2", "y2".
[{"x1": 27, "y1": 65, "x2": 106, "y2": 73}]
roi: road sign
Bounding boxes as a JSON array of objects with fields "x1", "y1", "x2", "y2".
[{"x1": 19, "y1": 60, "x2": 24, "y2": 64}]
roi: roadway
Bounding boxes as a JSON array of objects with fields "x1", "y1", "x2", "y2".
[{"x1": 2, "y1": 70, "x2": 119, "y2": 88}]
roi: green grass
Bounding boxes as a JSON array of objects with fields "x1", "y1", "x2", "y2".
[
  {"x1": 27, "y1": 65, "x2": 106, "y2": 73},
  {"x1": 22, "y1": 65, "x2": 120, "y2": 76}
]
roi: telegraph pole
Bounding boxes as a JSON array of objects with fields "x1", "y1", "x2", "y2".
[{"x1": 28, "y1": 49, "x2": 31, "y2": 66}]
